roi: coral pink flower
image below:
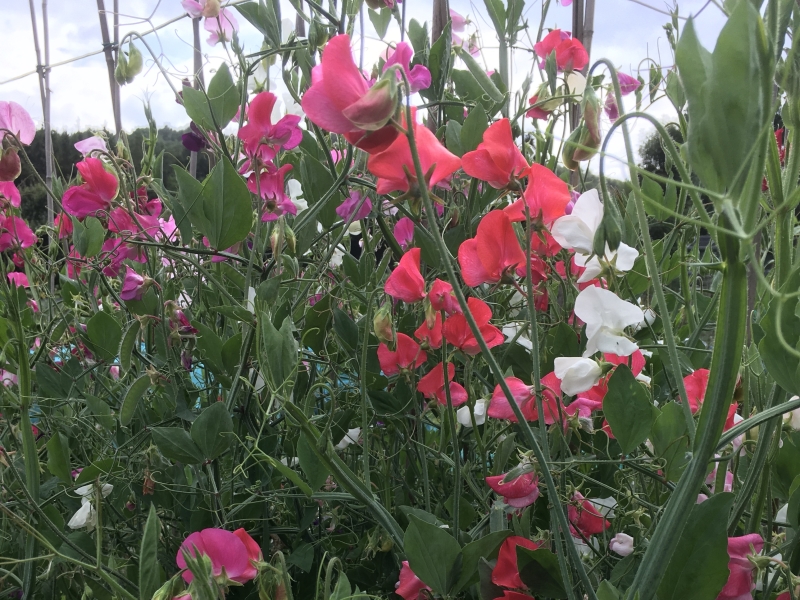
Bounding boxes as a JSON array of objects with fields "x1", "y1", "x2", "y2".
[
  {"x1": 176, "y1": 527, "x2": 261, "y2": 584},
  {"x1": 62, "y1": 158, "x2": 119, "y2": 220},
  {"x1": 0, "y1": 101, "x2": 35, "y2": 145},
  {"x1": 684, "y1": 368, "x2": 710, "y2": 414},
  {"x1": 395, "y1": 560, "x2": 430, "y2": 600},
  {"x1": 120, "y1": 267, "x2": 147, "y2": 301},
  {"x1": 394, "y1": 217, "x2": 415, "y2": 250},
  {"x1": 204, "y1": 8, "x2": 238, "y2": 45},
  {"x1": 7, "y1": 272, "x2": 29, "y2": 287},
  {"x1": 458, "y1": 210, "x2": 525, "y2": 287},
  {"x1": 492, "y1": 536, "x2": 542, "y2": 590},
  {"x1": 534, "y1": 30, "x2": 589, "y2": 71},
  {"x1": 428, "y1": 279, "x2": 460, "y2": 315},
  {"x1": 504, "y1": 164, "x2": 571, "y2": 225},
  {"x1": 486, "y1": 471, "x2": 540, "y2": 508},
  {"x1": 237, "y1": 92, "x2": 302, "y2": 162},
  {"x1": 302, "y1": 35, "x2": 399, "y2": 154},
  {"x1": 385, "y1": 247, "x2": 425, "y2": 303},
  {"x1": 384, "y1": 42, "x2": 432, "y2": 93},
  {"x1": 717, "y1": 534, "x2": 763, "y2": 600},
  {"x1": 487, "y1": 377, "x2": 534, "y2": 421},
  {"x1": 377, "y1": 333, "x2": 426, "y2": 376},
  {"x1": 367, "y1": 113, "x2": 461, "y2": 195},
  {"x1": 568, "y1": 491, "x2": 610, "y2": 537},
  {"x1": 442, "y1": 297, "x2": 504, "y2": 355},
  {"x1": 0, "y1": 216, "x2": 36, "y2": 251},
  {"x1": 0, "y1": 182, "x2": 21, "y2": 208},
  {"x1": 526, "y1": 94, "x2": 552, "y2": 120},
  {"x1": 417, "y1": 362, "x2": 468, "y2": 406},
  {"x1": 462, "y1": 119, "x2": 529, "y2": 189},
  {"x1": 414, "y1": 313, "x2": 442, "y2": 350}
]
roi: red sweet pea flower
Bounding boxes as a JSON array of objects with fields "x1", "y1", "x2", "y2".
[
  {"x1": 534, "y1": 30, "x2": 589, "y2": 71},
  {"x1": 442, "y1": 297, "x2": 504, "y2": 355},
  {"x1": 487, "y1": 377, "x2": 534, "y2": 421},
  {"x1": 504, "y1": 164, "x2": 571, "y2": 226},
  {"x1": 385, "y1": 247, "x2": 425, "y2": 303},
  {"x1": 377, "y1": 333, "x2": 426, "y2": 376},
  {"x1": 684, "y1": 368, "x2": 710, "y2": 414},
  {"x1": 417, "y1": 362, "x2": 468, "y2": 406},
  {"x1": 462, "y1": 118, "x2": 529, "y2": 189},
  {"x1": 301, "y1": 35, "x2": 398, "y2": 154},
  {"x1": 62, "y1": 158, "x2": 119, "y2": 220},
  {"x1": 428, "y1": 278, "x2": 461, "y2": 315},
  {"x1": 395, "y1": 560, "x2": 430, "y2": 600},
  {"x1": 492, "y1": 536, "x2": 543, "y2": 589},
  {"x1": 176, "y1": 527, "x2": 261, "y2": 584},
  {"x1": 717, "y1": 534, "x2": 763, "y2": 600},
  {"x1": 486, "y1": 471, "x2": 540, "y2": 508},
  {"x1": 414, "y1": 312, "x2": 443, "y2": 350},
  {"x1": 568, "y1": 491, "x2": 610, "y2": 537},
  {"x1": 367, "y1": 113, "x2": 461, "y2": 195},
  {"x1": 238, "y1": 91, "x2": 302, "y2": 162},
  {"x1": 0, "y1": 216, "x2": 36, "y2": 251},
  {"x1": 458, "y1": 211, "x2": 525, "y2": 287},
  {"x1": 501, "y1": 592, "x2": 535, "y2": 600}
]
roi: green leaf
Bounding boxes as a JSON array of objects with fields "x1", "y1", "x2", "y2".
[
  {"x1": 86, "y1": 311, "x2": 122, "y2": 362},
  {"x1": 119, "y1": 321, "x2": 140, "y2": 375},
  {"x1": 182, "y1": 63, "x2": 241, "y2": 132},
  {"x1": 151, "y1": 427, "x2": 204, "y2": 464},
  {"x1": 665, "y1": 70, "x2": 685, "y2": 109},
  {"x1": 221, "y1": 333, "x2": 243, "y2": 376},
  {"x1": 445, "y1": 120, "x2": 464, "y2": 156},
  {"x1": 460, "y1": 106, "x2": 489, "y2": 154},
  {"x1": 657, "y1": 493, "x2": 733, "y2": 600},
  {"x1": 262, "y1": 316, "x2": 299, "y2": 391},
  {"x1": 72, "y1": 216, "x2": 105, "y2": 258},
  {"x1": 596, "y1": 580, "x2": 622, "y2": 600},
  {"x1": 368, "y1": 8, "x2": 391, "y2": 39},
  {"x1": 408, "y1": 19, "x2": 429, "y2": 55},
  {"x1": 139, "y1": 505, "x2": 162, "y2": 600},
  {"x1": 332, "y1": 308, "x2": 358, "y2": 354},
  {"x1": 297, "y1": 432, "x2": 330, "y2": 490},
  {"x1": 452, "y1": 531, "x2": 511, "y2": 593},
  {"x1": 786, "y1": 475, "x2": 800, "y2": 528},
  {"x1": 303, "y1": 293, "x2": 332, "y2": 354},
  {"x1": 46, "y1": 432, "x2": 71, "y2": 483},
  {"x1": 404, "y1": 515, "x2": 462, "y2": 594},
  {"x1": 759, "y1": 268, "x2": 800, "y2": 395},
  {"x1": 191, "y1": 403, "x2": 234, "y2": 460},
  {"x1": 456, "y1": 48, "x2": 505, "y2": 105},
  {"x1": 236, "y1": 1, "x2": 282, "y2": 47},
  {"x1": 641, "y1": 174, "x2": 667, "y2": 220},
  {"x1": 603, "y1": 365, "x2": 658, "y2": 454},
  {"x1": 119, "y1": 375, "x2": 150, "y2": 427},
  {"x1": 299, "y1": 154, "x2": 339, "y2": 229},
  {"x1": 516, "y1": 547, "x2": 568, "y2": 598},
  {"x1": 74, "y1": 458, "x2": 122, "y2": 485},
  {"x1": 427, "y1": 23, "x2": 452, "y2": 102},
  {"x1": 84, "y1": 395, "x2": 115, "y2": 431},
  {"x1": 483, "y1": 0, "x2": 505, "y2": 34},
  {"x1": 651, "y1": 401, "x2": 690, "y2": 481},
  {"x1": 261, "y1": 452, "x2": 313, "y2": 496}
]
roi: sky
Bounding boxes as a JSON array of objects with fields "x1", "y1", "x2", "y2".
[{"x1": 1, "y1": 0, "x2": 728, "y2": 178}]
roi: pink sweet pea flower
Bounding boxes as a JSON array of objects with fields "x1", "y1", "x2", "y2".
[
  {"x1": 450, "y1": 9, "x2": 467, "y2": 32},
  {"x1": 395, "y1": 561, "x2": 430, "y2": 600},
  {"x1": 107, "y1": 207, "x2": 160, "y2": 238},
  {"x1": 238, "y1": 92, "x2": 302, "y2": 162},
  {"x1": 568, "y1": 491, "x2": 610, "y2": 537},
  {"x1": 428, "y1": 278, "x2": 460, "y2": 315},
  {"x1": 62, "y1": 158, "x2": 119, "y2": 220},
  {"x1": 74, "y1": 136, "x2": 108, "y2": 156},
  {"x1": 718, "y1": 534, "x2": 763, "y2": 600},
  {"x1": 182, "y1": 0, "x2": 220, "y2": 18},
  {"x1": 394, "y1": 217, "x2": 415, "y2": 250},
  {"x1": 7, "y1": 272, "x2": 29, "y2": 287},
  {"x1": 0, "y1": 101, "x2": 35, "y2": 145},
  {"x1": 383, "y1": 42, "x2": 432, "y2": 93},
  {"x1": 120, "y1": 267, "x2": 147, "y2": 301},
  {"x1": 301, "y1": 35, "x2": 399, "y2": 154},
  {"x1": 617, "y1": 72, "x2": 641, "y2": 96},
  {"x1": 486, "y1": 470, "x2": 540, "y2": 508},
  {"x1": 205, "y1": 8, "x2": 238, "y2": 46},
  {"x1": 417, "y1": 361, "x2": 468, "y2": 407},
  {"x1": 377, "y1": 333, "x2": 426, "y2": 376},
  {"x1": 0, "y1": 182, "x2": 21, "y2": 208},
  {"x1": 384, "y1": 247, "x2": 425, "y2": 303},
  {"x1": 336, "y1": 191, "x2": 372, "y2": 221},
  {"x1": 0, "y1": 216, "x2": 37, "y2": 251},
  {"x1": 176, "y1": 527, "x2": 261, "y2": 584},
  {"x1": 246, "y1": 163, "x2": 297, "y2": 222}
]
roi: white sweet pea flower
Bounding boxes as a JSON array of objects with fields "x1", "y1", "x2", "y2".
[
  {"x1": 566, "y1": 72, "x2": 587, "y2": 98},
  {"x1": 502, "y1": 323, "x2": 533, "y2": 350},
  {"x1": 784, "y1": 397, "x2": 800, "y2": 430},
  {"x1": 457, "y1": 398, "x2": 489, "y2": 427},
  {"x1": 335, "y1": 427, "x2": 362, "y2": 450},
  {"x1": 575, "y1": 286, "x2": 644, "y2": 357},
  {"x1": 551, "y1": 189, "x2": 638, "y2": 280},
  {"x1": 609, "y1": 533, "x2": 634, "y2": 556},
  {"x1": 287, "y1": 179, "x2": 307, "y2": 213},
  {"x1": 591, "y1": 496, "x2": 617, "y2": 517},
  {"x1": 68, "y1": 484, "x2": 113, "y2": 531},
  {"x1": 554, "y1": 357, "x2": 602, "y2": 396}
]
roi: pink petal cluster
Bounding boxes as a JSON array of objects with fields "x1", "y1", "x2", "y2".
[
  {"x1": 176, "y1": 527, "x2": 262, "y2": 584},
  {"x1": 0, "y1": 101, "x2": 35, "y2": 145}
]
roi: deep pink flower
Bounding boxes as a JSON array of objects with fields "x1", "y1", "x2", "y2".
[
  {"x1": 176, "y1": 527, "x2": 261, "y2": 584},
  {"x1": 100, "y1": 237, "x2": 146, "y2": 277},
  {"x1": 428, "y1": 278, "x2": 461, "y2": 315},
  {"x1": 62, "y1": 158, "x2": 119, "y2": 220},
  {"x1": 336, "y1": 191, "x2": 372, "y2": 221},
  {"x1": 107, "y1": 207, "x2": 160, "y2": 238},
  {"x1": 395, "y1": 560, "x2": 430, "y2": 600},
  {"x1": 0, "y1": 216, "x2": 36, "y2": 251},
  {"x1": 534, "y1": 30, "x2": 588, "y2": 71},
  {"x1": 417, "y1": 362, "x2": 468, "y2": 406},
  {"x1": 383, "y1": 42, "x2": 432, "y2": 93},
  {"x1": 487, "y1": 377, "x2": 534, "y2": 421},
  {"x1": 717, "y1": 534, "x2": 763, "y2": 600},
  {"x1": 385, "y1": 247, "x2": 425, "y2": 303},
  {"x1": 204, "y1": 8, "x2": 238, "y2": 45},
  {"x1": 394, "y1": 217, "x2": 415, "y2": 250},
  {"x1": 486, "y1": 471, "x2": 540, "y2": 508},
  {"x1": 684, "y1": 369, "x2": 710, "y2": 414},
  {"x1": 238, "y1": 92, "x2": 302, "y2": 162},
  {"x1": 7, "y1": 272, "x2": 29, "y2": 288},
  {"x1": 120, "y1": 267, "x2": 147, "y2": 301},
  {"x1": 617, "y1": 72, "x2": 641, "y2": 95},
  {"x1": 378, "y1": 333, "x2": 426, "y2": 376},
  {"x1": 0, "y1": 101, "x2": 35, "y2": 145},
  {"x1": 247, "y1": 163, "x2": 297, "y2": 222},
  {"x1": 0, "y1": 182, "x2": 21, "y2": 208}
]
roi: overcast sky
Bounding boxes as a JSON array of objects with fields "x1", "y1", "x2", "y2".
[{"x1": 2, "y1": 0, "x2": 727, "y2": 177}]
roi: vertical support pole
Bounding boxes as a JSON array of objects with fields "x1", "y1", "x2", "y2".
[
  {"x1": 190, "y1": 17, "x2": 204, "y2": 179},
  {"x1": 97, "y1": 0, "x2": 121, "y2": 136}
]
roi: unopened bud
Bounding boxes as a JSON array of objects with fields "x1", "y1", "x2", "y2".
[
  {"x1": 373, "y1": 306, "x2": 394, "y2": 344},
  {"x1": 0, "y1": 147, "x2": 21, "y2": 182},
  {"x1": 284, "y1": 224, "x2": 296, "y2": 255},
  {"x1": 342, "y1": 76, "x2": 397, "y2": 131},
  {"x1": 202, "y1": 0, "x2": 221, "y2": 18}
]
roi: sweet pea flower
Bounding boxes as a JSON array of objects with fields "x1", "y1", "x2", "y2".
[
  {"x1": 120, "y1": 267, "x2": 148, "y2": 301},
  {"x1": 177, "y1": 528, "x2": 261, "y2": 584},
  {"x1": 554, "y1": 356, "x2": 603, "y2": 396},
  {"x1": 568, "y1": 491, "x2": 611, "y2": 537},
  {"x1": 0, "y1": 101, "x2": 35, "y2": 145},
  {"x1": 0, "y1": 216, "x2": 37, "y2": 251},
  {"x1": 302, "y1": 35, "x2": 399, "y2": 153},
  {"x1": 417, "y1": 362, "x2": 468, "y2": 406},
  {"x1": 457, "y1": 398, "x2": 489, "y2": 427},
  {"x1": 335, "y1": 427, "x2": 362, "y2": 450},
  {"x1": 377, "y1": 333, "x2": 426, "y2": 376},
  {"x1": 7, "y1": 272, "x2": 29, "y2": 288},
  {"x1": 74, "y1": 135, "x2": 108, "y2": 156},
  {"x1": 204, "y1": 8, "x2": 238, "y2": 45},
  {"x1": 486, "y1": 470, "x2": 540, "y2": 508},
  {"x1": 784, "y1": 397, "x2": 800, "y2": 429},
  {"x1": 0, "y1": 182, "x2": 21, "y2": 208},
  {"x1": 182, "y1": 0, "x2": 220, "y2": 18},
  {"x1": 62, "y1": 158, "x2": 119, "y2": 220},
  {"x1": 395, "y1": 561, "x2": 430, "y2": 600},
  {"x1": 609, "y1": 533, "x2": 634, "y2": 556},
  {"x1": 718, "y1": 534, "x2": 763, "y2": 600},
  {"x1": 462, "y1": 118, "x2": 529, "y2": 189},
  {"x1": 442, "y1": 297, "x2": 504, "y2": 355},
  {"x1": 383, "y1": 42, "x2": 432, "y2": 93},
  {"x1": 683, "y1": 368, "x2": 710, "y2": 414},
  {"x1": 238, "y1": 91, "x2": 302, "y2": 162},
  {"x1": 414, "y1": 312, "x2": 443, "y2": 350},
  {"x1": 492, "y1": 536, "x2": 543, "y2": 590},
  {"x1": 67, "y1": 483, "x2": 113, "y2": 531},
  {"x1": 336, "y1": 191, "x2": 372, "y2": 221},
  {"x1": 247, "y1": 163, "x2": 297, "y2": 222},
  {"x1": 617, "y1": 72, "x2": 641, "y2": 96},
  {"x1": 450, "y1": 9, "x2": 467, "y2": 32},
  {"x1": 504, "y1": 163, "x2": 572, "y2": 225},
  {"x1": 394, "y1": 217, "x2": 415, "y2": 250},
  {"x1": 534, "y1": 30, "x2": 589, "y2": 72},
  {"x1": 458, "y1": 211, "x2": 525, "y2": 287},
  {"x1": 384, "y1": 247, "x2": 425, "y2": 303},
  {"x1": 574, "y1": 285, "x2": 644, "y2": 357},
  {"x1": 428, "y1": 278, "x2": 460, "y2": 315}
]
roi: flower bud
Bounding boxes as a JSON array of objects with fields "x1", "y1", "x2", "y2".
[
  {"x1": 373, "y1": 305, "x2": 394, "y2": 344},
  {"x1": 202, "y1": 0, "x2": 221, "y2": 18},
  {"x1": 342, "y1": 76, "x2": 397, "y2": 131},
  {"x1": 574, "y1": 84, "x2": 601, "y2": 161},
  {"x1": 0, "y1": 147, "x2": 21, "y2": 182},
  {"x1": 284, "y1": 224, "x2": 296, "y2": 255}
]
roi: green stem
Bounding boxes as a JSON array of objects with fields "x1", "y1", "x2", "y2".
[{"x1": 441, "y1": 313, "x2": 461, "y2": 538}]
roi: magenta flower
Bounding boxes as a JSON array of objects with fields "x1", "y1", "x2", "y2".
[
  {"x1": 0, "y1": 216, "x2": 36, "y2": 251},
  {"x1": 7, "y1": 272, "x2": 29, "y2": 287},
  {"x1": 120, "y1": 267, "x2": 147, "y2": 301},
  {"x1": 0, "y1": 182, "x2": 21, "y2": 208},
  {"x1": 450, "y1": 9, "x2": 467, "y2": 32},
  {"x1": 394, "y1": 217, "x2": 414, "y2": 250},
  {"x1": 74, "y1": 136, "x2": 108, "y2": 156},
  {"x1": 238, "y1": 92, "x2": 302, "y2": 162},
  {"x1": 246, "y1": 163, "x2": 297, "y2": 222},
  {"x1": 0, "y1": 101, "x2": 35, "y2": 145},
  {"x1": 383, "y1": 42, "x2": 432, "y2": 93},
  {"x1": 617, "y1": 72, "x2": 641, "y2": 95},
  {"x1": 101, "y1": 238, "x2": 145, "y2": 277},
  {"x1": 62, "y1": 158, "x2": 119, "y2": 220},
  {"x1": 107, "y1": 207, "x2": 160, "y2": 238},
  {"x1": 336, "y1": 191, "x2": 372, "y2": 221},
  {"x1": 718, "y1": 534, "x2": 763, "y2": 600},
  {"x1": 205, "y1": 8, "x2": 238, "y2": 45},
  {"x1": 176, "y1": 528, "x2": 261, "y2": 584}
]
